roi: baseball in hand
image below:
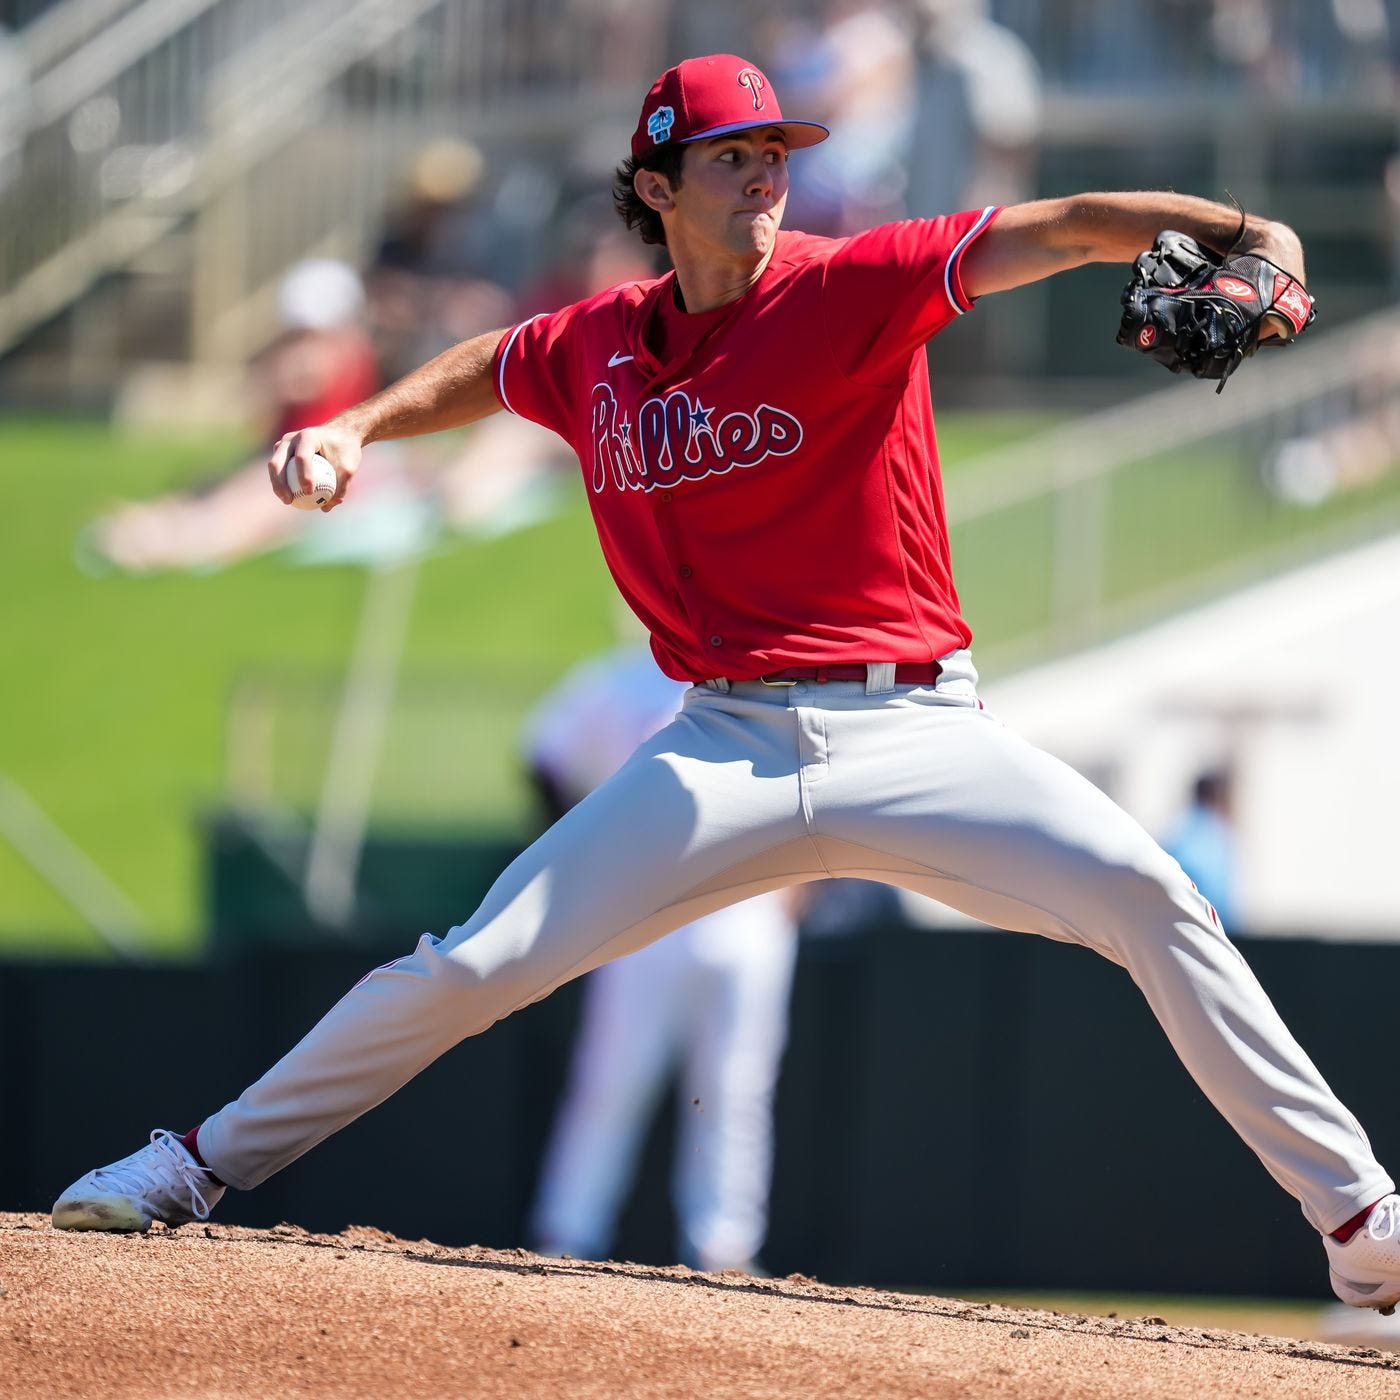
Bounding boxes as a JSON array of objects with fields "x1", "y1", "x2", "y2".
[{"x1": 287, "y1": 453, "x2": 338, "y2": 510}]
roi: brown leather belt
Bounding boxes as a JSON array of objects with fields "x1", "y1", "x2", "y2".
[{"x1": 757, "y1": 662, "x2": 941, "y2": 686}]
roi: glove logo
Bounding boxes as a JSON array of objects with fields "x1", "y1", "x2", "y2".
[
  {"x1": 1274, "y1": 280, "x2": 1312, "y2": 333},
  {"x1": 1214, "y1": 275, "x2": 1257, "y2": 301},
  {"x1": 1137, "y1": 325, "x2": 1157, "y2": 348}
]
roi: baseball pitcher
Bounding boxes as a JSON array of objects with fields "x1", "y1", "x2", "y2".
[{"x1": 54, "y1": 54, "x2": 1400, "y2": 1314}]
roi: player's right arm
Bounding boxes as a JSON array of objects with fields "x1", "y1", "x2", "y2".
[{"x1": 268, "y1": 327, "x2": 508, "y2": 510}]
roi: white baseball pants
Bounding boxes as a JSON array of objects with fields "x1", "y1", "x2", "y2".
[
  {"x1": 198, "y1": 651, "x2": 1393, "y2": 1232},
  {"x1": 528, "y1": 893, "x2": 797, "y2": 1270}
]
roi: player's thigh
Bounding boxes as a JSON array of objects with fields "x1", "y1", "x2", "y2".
[
  {"x1": 819, "y1": 701, "x2": 1193, "y2": 955},
  {"x1": 435, "y1": 703, "x2": 813, "y2": 1000}
]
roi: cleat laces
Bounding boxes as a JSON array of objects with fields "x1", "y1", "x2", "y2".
[
  {"x1": 88, "y1": 1129, "x2": 218, "y2": 1222},
  {"x1": 1367, "y1": 1199, "x2": 1400, "y2": 1244}
]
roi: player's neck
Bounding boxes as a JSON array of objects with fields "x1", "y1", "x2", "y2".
[{"x1": 668, "y1": 247, "x2": 774, "y2": 314}]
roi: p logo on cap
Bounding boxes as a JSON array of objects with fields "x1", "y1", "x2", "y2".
[{"x1": 736, "y1": 68, "x2": 766, "y2": 111}]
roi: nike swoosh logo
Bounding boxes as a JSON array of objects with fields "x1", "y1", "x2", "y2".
[{"x1": 608, "y1": 351, "x2": 634, "y2": 367}]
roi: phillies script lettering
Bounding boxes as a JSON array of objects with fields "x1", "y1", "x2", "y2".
[{"x1": 590, "y1": 384, "x2": 802, "y2": 494}]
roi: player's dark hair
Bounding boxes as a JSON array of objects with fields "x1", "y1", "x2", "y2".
[{"x1": 613, "y1": 144, "x2": 687, "y2": 247}]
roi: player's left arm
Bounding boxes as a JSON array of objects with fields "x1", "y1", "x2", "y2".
[{"x1": 961, "y1": 192, "x2": 1305, "y2": 340}]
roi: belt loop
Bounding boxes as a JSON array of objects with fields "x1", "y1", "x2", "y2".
[
  {"x1": 705, "y1": 677, "x2": 731, "y2": 693},
  {"x1": 865, "y1": 662, "x2": 896, "y2": 695},
  {"x1": 815, "y1": 665, "x2": 828, "y2": 684}
]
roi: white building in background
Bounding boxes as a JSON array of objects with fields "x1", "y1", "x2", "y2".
[{"x1": 907, "y1": 531, "x2": 1400, "y2": 938}]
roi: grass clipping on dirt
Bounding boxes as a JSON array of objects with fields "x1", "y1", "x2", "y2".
[{"x1": 3, "y1": 1212, "x2": 1400, "y2": 1399}]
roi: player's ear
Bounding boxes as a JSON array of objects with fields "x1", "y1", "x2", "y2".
[{"x1": 634, "y1": 166, "x2": 677, "y2": 216}]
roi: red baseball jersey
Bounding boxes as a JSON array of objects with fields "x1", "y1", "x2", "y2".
[{"x1": 493, "y1": 206, "x2": 1001, "y2": 681}]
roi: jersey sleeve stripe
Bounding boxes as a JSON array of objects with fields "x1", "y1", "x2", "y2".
[
  {"x1": 944, "y1": 205, "x2": 1000, "y2": 316},
  {"x1": 494, "y1": 316, "x2": 542, "y2": 416}
]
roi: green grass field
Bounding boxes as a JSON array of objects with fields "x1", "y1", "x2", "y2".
[
  {"x1": 0, "y1": 411, "x2": 1048, "y2": 954},
  {"x1": 3, "y1": 408, "x2": 1397, "y2": 957},
  {"x1": 0, "y1": 418, "x2": 613, "y2": 954}
]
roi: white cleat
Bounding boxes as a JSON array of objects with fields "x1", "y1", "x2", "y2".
[
  {"x1": 51, "y1": 1129, "x2": 225, "y2": 1233},
  {"x1": 1325, "y1": 1196, "x2": 1400, "y2": 1314}
]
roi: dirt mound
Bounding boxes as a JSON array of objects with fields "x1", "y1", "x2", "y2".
[{"x1": 4, "y1": 1212, "x2": 1399, "y2": 1398}]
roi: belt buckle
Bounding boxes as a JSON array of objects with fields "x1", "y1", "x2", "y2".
[{"x1": 759, "y1": 673, "x2": 798, "y2": 687}]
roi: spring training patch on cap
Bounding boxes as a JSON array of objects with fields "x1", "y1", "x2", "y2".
[{"x1": 647, "y1": 106, "x2": 675, "y2": 145}]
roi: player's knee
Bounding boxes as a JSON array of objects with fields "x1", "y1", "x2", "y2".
[
  {"x1": 357, "y1": 928, "x2": 533, "y2": 1003},
  {"x1": 427, "y1": 923, "x2": 560, "y2": 1010},
  {"x1": 1086, "y1": 847, "x2": 1221, "y2": 941}
]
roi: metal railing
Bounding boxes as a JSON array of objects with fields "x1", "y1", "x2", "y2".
[
  {"x1": 4, "y1": 0, "x2": 300, "y2": 354},
  {"x1": 946, "y1": 307, "x2": 1400, "y2": 670},
  {"x1": 1, "y1": 0, "x2": 663, "y2": 360}
]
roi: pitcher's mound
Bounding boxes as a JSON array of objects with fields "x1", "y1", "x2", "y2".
[{"x1": 3, "y1": 1213, "x2": 1398, "y2": 1398}]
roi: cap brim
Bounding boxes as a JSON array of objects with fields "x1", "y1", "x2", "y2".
[{"x1": 679, "y1": 119, "x2": 829, "y2": 150}]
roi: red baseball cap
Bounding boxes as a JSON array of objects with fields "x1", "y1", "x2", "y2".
[{"x1": 631, "y1": 54, "x2": 829, "y2": 161}]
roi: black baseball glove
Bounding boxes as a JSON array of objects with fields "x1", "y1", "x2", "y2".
[{"x1": 1117, "y1": 230, "x2": 1316, "y2": 392}]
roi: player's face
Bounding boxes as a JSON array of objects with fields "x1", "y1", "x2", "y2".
[{"x1": 671, "y1": 130, "x2": 789, "y2": 263}]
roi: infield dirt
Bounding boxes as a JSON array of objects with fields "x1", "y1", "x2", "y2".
[{"x1": 4, "y1": 1212, "x2": 1400, "y2": 1398}]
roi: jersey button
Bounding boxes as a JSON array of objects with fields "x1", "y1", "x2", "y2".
[
  {"x1": 708, "y1": 635, "x2": 723, "y2": 647},
  {"x1": 680, "y1": 565, "x2": 693, "y2": 579},
  {"x1": 660, "y1": 490, "x2": 674, "y2": 503}
]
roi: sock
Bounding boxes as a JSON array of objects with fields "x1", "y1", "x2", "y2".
[
  {"x1": 1332, "y1": 1199, "x2": 1383, "y2": 1244},
  {"x1": 180, "y1": 1125, "x2": 226, "y2": 1189}
]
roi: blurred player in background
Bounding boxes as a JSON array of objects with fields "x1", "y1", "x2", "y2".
[
  {"x1": 1163, "y1": 768, "x2": 1239, "y2": 933},
  {"x1": 524, "y1": 647, "x2": 797, "y2": 1273},
  {"x1": 86, "y1": 258, "x2": 381, "y2": 573}
]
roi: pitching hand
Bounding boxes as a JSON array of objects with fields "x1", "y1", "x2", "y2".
[{"x1": 268, "y1": 426, "x2": 364, "y2": 512}]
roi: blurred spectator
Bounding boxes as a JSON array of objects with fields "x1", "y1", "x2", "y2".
[
  {"x1": 517, "y1": 190, "x2": 657, "y2": 318},
  {"x1": 990, "y1": 0, "x2": 1395, "y2": 96},
  {"x1": 1206, "y1": 0, "x2": 1395, "y2": 97},
  {"x1": 670, "y1": 0, "x2": 757, "y2": 63},
  {"x1": 1163, "y1": 769, "x2": 1239, "y2": 931},
  {"x1": 525, "y1": 646, "x2": 799, "y2": 1274},
  {"x1": 428, "y1": 189, "x2": 654, "y2": 538},
  {"x1": 85, "y1": 258, "x2": 387, "y2": 573},
  {"x1": 768, "y1": 1, "x2": 916, "y2": 234},
  {"x1": 366, "y1": 139, "x2": 516, "y2": 381},
  {"x1": 902, "y1": 0, "x2": 1042, "y2": 214},
  {"x1": 267, "y1": 259, "x2": 380, "y2": 442}
]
